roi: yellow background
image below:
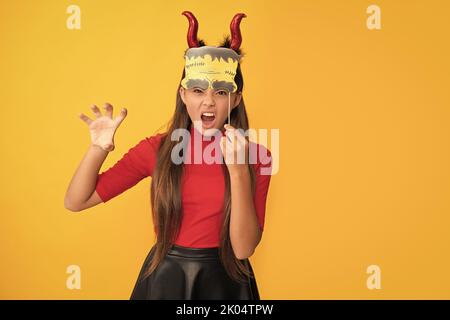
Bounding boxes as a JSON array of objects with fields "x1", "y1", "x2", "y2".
[{"x1": 1, "y1": 0, "x2": 449, "y2": 299}]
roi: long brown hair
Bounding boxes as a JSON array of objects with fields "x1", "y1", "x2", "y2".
[{"x1": 142, "y1": 36, "x2": 256, "y2": 283}]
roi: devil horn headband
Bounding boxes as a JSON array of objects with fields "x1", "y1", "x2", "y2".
[{"x1": 181, "y1": 11, "x2": 246, "y2": 50}]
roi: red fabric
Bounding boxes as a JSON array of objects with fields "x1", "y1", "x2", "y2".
[{"x1": 95, "y1": 126, "x2": 272, "y2": 248}]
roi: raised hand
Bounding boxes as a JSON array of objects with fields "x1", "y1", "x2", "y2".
[
  {"x1": 79, "y1": 103, "x2": 127, "y2": 152},
  {"x1": 220, "y1": 124, "x2": 249, "y2": 175}
]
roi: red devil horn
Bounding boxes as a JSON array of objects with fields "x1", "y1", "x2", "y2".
[
  {"x1": 230, "y1": 13, "x2": 246, "y2": 51},
  {"x1": 182, "y1": 11, "x2": 199, "y2": 48}
]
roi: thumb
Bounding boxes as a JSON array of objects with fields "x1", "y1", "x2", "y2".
[
  {"x1": 102, "y1": 143, "x2": 114, "y2": 152},
  {"x1": 220, "y1": 136, "x2": 226, "y2": 151}
]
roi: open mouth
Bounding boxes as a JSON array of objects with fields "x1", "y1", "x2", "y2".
[{"x1": 201, "y1": 112, "x2": 216, "y2": 128}]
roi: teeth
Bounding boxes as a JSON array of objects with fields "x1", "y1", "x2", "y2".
[{"x1": 202, "y1": 112, "x2": 214, "y2": 117}]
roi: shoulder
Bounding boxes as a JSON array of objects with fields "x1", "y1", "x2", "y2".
[
  {"x1": 248, "y1": 141, "x2": 272, "y2": 160},
  {"x1": 135, "y1": 132, "x2": 167, "y2": 153},
  {"x1": 128, "y1": 132, "x2": 168, "y2": 176},
  {"x1": 123, "y1": 132, "x2": 167, "y2": 164}
]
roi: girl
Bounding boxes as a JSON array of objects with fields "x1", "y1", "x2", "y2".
[{"x1": 64, "y1": 11, "x2": 272, "y2": 300}]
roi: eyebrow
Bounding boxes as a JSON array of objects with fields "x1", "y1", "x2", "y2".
[
  {"x1": 211, "y1": 81, "x2": 234, "y2": 92},
  {"x1": 185, "y1": 79, "x2": 235, "y2": 92},
  {"x1": 185, "y1": 79, "x2": 209, "y2": 90}
]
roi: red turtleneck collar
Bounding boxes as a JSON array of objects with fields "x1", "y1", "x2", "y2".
[
  {"x1": 185, "y1": 125, "x2": 226, "y2": 164},
  {"x1": 189, "y1": 124, "x2": 227, "y2": 145}
]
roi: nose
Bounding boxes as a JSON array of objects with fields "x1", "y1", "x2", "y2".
[{"x1": 202, "y1": 89, "x2": 215, "y2": 106}]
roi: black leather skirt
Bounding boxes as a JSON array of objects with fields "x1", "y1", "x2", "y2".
[{"x1": 130, "y1": 244, "x2": 260, "y2": 300}]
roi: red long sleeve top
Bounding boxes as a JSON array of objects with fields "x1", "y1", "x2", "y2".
[{"x1": 95, "y1": 126, "x2": 272, "y2": 248}]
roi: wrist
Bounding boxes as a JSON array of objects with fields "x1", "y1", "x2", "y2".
[
  {"x1": 90, "y1": 143, "x2": 110, "y2": 154},
  {"x1": 229, "y1": 165, "x2": 250, "y2": 179}
]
